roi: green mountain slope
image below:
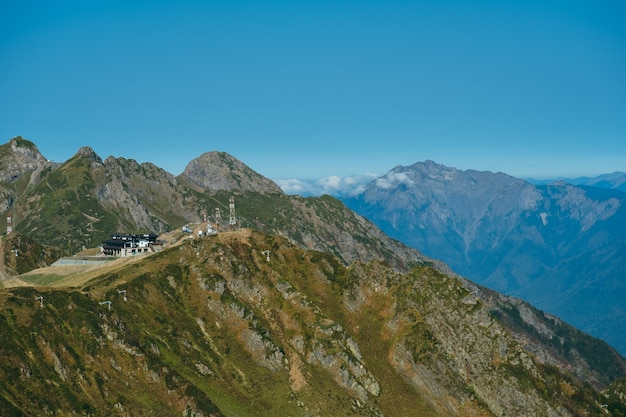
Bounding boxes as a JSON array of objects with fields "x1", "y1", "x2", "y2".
[
  {"x1": 14, "y1": 148, "x2": 122, "y2": 251},
  {"x1": 1, "y1": 230, "x2": 622, "y2": 416},
  {"x1": 1, "y1": 233, "x2": 67, "y2": 277}
]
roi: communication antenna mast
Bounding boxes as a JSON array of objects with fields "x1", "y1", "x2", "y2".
[
  {"x1": 6, "y1": 211, "x2": 12, "y2": 235},
  {"x1": 214, "y1": 208, "x2": 221, "y2": 231},
  {"x1": 228, "y1": 196, "x2": 237, "y2": 230}
]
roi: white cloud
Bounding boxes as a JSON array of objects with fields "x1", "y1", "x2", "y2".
[
  {"x1": 375, "y1": 172, "x2": 414, "y2": 189},
  {"x1": 275, "y1": 173, "x2": 379, "y2": 197},
  {"x1": 318, "y1": 175, "x2": 343, "y2": 190},
  {"x1": 375, "y1": 178, "x2": 392, "y2": 189},
  {"x1": 275, "y1": 178, "x2": 307, "y2": 194}
]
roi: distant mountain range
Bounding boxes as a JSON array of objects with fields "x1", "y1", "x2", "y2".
[
  {"x1": 2, "y1": 137, "x2": 625, "y2": 415},
  {"x1": 526, "y1": 172, "x2": 626, "y2": 192},
  {"x1": 341, "y1": 161, "x2": 626, "y2": 356}
]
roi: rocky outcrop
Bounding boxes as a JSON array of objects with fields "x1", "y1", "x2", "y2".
[
  {"x1": 98, "y1": 156, "x2": 194, "y2": 232},
  {"x1": 75, "y1": 146, "x2": 103, "y2": 165},
  {"x1": 0, "y1": 137, "x2": 50, "y2": 183},
  {"x1": 0, "y1": 137, "x2": 53, "y2": 213},
  {"x1": 179, "y1": 151, "x2": 284, "y2": 194}
]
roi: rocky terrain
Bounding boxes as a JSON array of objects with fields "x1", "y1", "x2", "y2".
[
  {"x1": 179, "y1": 151, "x2": 284, "y2": 194},
  {"x1": 2, "y1": 229, "x2": 624, "y2": 416},
  {"x1": 0, "y1": 137, "x2": 54, "y2": 213}
]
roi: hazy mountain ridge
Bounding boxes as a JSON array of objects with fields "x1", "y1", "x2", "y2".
[
  {"x1": 527, "y1": 172, "x2": 626, "y2": 192},
  {"x1": 341, "y1": 161, "x2": 626, "y2": 356}
]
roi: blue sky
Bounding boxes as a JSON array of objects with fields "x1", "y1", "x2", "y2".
[{"x1": 1, "y1": 0, "x2": 624, "y2": 191}]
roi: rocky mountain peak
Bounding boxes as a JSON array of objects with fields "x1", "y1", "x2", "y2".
[
  {"x1": 366, "y1": 160, "x2": 540, "y2": 214},
  {"x1": 0, "y1": 136, "x2": 49, "y2": 183},
  {"x1": 9, "y1": 136, "x2": 40, "y2": 155},
  {"x1": 178, "y1": 151, "x2": 283, "y2": 194},
  {"x1": 75, "y1": 146, "x2": 103, "y2": 164}
]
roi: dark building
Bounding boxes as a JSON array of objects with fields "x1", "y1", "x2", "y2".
[{"x1": 101, "y1": 233, "x2": 160, "y2": 257}]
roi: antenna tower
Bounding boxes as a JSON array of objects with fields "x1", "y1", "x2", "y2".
[
  {"x1": 229, "y1": 196, "x2": 237, "y2": 230},
  {"x1": 214, "y1": 208, "x2": 221, "y2": 231},
  {"x1": 6, "y1": 211, "x2": 12, "y2": 235}
]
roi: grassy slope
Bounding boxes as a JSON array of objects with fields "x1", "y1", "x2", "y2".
[
  {"x1": 0, "y1": 231, "x2": 439, "y2": 416},
  {"x1": 0, "y1": 229, "x2": 620, "y2": 416}
]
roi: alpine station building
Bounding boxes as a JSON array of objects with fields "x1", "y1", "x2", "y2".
[{"x1": 100, "y1": 233, "x2": 160, "y2": 257}]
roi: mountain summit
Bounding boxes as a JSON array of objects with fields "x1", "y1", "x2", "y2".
[
  {"x1": 0, "y1": 137, "x2": 52, "y2": 213},
  {"x1": 0, "y1": 137, "x2": 49, "y2": 183},
  {"x1": 179, "y1": 151, "x2": 283, "y2": 194}
]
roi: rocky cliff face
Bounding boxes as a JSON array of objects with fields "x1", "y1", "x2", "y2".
[
  {"x1": 0, "y1": 137, "x2": 52, "y2": 212},
  {"x1": 0, "y1": 137, "x2": 50, "y2": 183},
  {"x1": 342, "y1": 161, "x2": 626, "y2": 356},
  {"x1": 98, "y1": 155, "x2": 199, "y2": 231},
  {"x1": 179, "y1": 151, "x2": 284, "y2": 194}
]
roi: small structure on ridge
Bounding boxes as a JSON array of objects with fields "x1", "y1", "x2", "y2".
[{"x1": 100, "y1": 233, "x2": 160, "y2": 257}]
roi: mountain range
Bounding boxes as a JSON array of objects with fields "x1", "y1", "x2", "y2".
[
  {"x1": 0, "y1": 138, "x2": 422, "y2": 272},
  {"x1": 526, "y1": 172, "x2": 626, "y2": 192},
  {"x1": 1, "y1": 136, "x2": 626, "y2": 416},
  {"x1": 341, "y1": 161, "x2": 626, "y2": 357}
]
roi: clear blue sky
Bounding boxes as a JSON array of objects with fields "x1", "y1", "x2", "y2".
[{"x1": 1, "y1": 0, "x2": 624, "y2": 182}]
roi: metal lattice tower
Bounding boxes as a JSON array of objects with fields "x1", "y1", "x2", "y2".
[
  {"x1": 229, "y1": 196, "x2": 237, "y2": 230},
  {"x1": 214, "y1": 208, "x2": 221, "y2": 231},
  {"x1": 6, "y1": 211, "x2": 12, "y2": 235}
]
